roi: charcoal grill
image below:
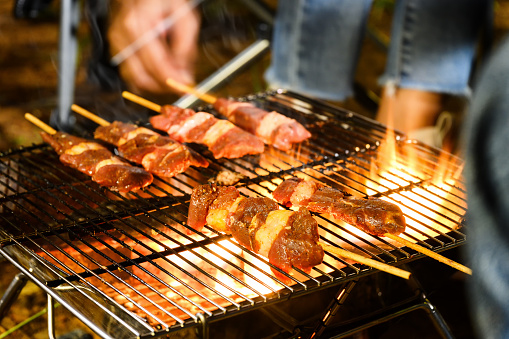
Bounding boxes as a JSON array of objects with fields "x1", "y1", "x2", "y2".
[{"x1": 0, "y1": 90, "x2": 467, "y2": 338}]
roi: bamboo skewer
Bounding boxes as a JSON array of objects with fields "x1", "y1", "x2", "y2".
[
  {"x1": 71, "y1": 104, "x2": 110, "y2": 127},
  {"x1": 384, "y1": 233, "x2": 472, "y2": 275},
  {"x1": 25, "y1": 113, "x2": 56, "y2": 134},
  {"x1": 166, "y1": 78, "x2": 217, "y2": 104},
  {"x1": 122, "y1": 91, "x2": 162, "y2": 112},
  {"x1": 319, "y1": 243, "x2": 411, "y2": 280}
]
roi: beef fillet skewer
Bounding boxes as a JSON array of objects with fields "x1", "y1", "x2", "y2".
[
  {"x1": 71, "y1": 105, "x2": 208, "y2": 178},
  {"x1": 25, "y1": 113, "x2": 153, "y2": 192},
  {"x1": 165, "y1": 79, "x2": 312, "y2": 151},
  {"x1": 272, "y1": 177, "x2": 406, "y2": 236},
  {"x1": 188, "y1": 183, "x2": 411, "y2": 282},
  {"x1": 273, "y1": 177, "x2": 472, "y2": 275},
  {"x1": 122, "y1": 91, "x2": 265, "y2": 159}
]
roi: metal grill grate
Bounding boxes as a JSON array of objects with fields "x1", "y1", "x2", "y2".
[{"x1": 0, "y1": 90, "x2": 467, "y2": 339}]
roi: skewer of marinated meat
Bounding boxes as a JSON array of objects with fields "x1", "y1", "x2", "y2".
[
  {"x1": 71, "y1": 105, "x2": 208, "y2": 178},
  {"x1": 188, "y1": 183, "x2": 411, "y2": 282},
  {"x1": 25, "y1": 113, "x2": 153, "y2": 192},
  {"x1": 165, "y1": 79, "x2": 311, "y2": 151},
  {"x1": 273, "y1": 177, "x2": 472, "y2": 275},
  {"x1": 272, "y1": 177, "x2": 406, "y2": 236},
  {"x1": 122, "y1": 91, "x2": 265, "y2": 159}
]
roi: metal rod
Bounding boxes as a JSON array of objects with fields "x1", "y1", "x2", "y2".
[
  {"x1": 52, "y1": 0, "x2": 80, "y2": 130},
  {"x1": 0, "y1": 272, "x2": 28, "y2": 321},
  {"x1": 197, "y1": 312, "x2": 209, "y2": 339},
  {"x1": 309, "y1": 280, "x2": 358, "y2": 339},
  {"x1": 0, "y1": 248, "x2": 122, "y2": 339},
  {"x1": 422, "y1": 298, "x2": 455, "y2": 339},
  {"x1": 47, "y1": 294, "x2": 56, "y2": 339},
  {"x1": 173, "y1": 39, "x2": 270, "y2": 108}
]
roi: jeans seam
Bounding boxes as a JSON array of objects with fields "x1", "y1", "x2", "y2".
[
  {"x1": 289, "y1": 0, "x2": 306, "y2": 88},
  {"x1": 399, "y1": 0, "x2": 418, "y2": 85}
]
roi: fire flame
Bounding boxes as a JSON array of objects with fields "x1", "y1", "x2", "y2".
[{"x1": 153, "y1": 129, "x2": 467, "y2": 305}]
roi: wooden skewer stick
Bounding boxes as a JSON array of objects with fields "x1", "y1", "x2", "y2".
[
  {"x1": 25, "y1": 113, "x2": 56, "y2": 135},
  {"x1": 384, "y1": 233, "x2": 472, "y2": 275},
  {"x1": 166, "y1": 78, "x2": 217, "y2": 104},
  {"x1": 122, "y1": 91, "x2": 162, "y2": 113},
  {"x1": 71, "y1": 104, "x2": 110, "y2": 127},
  {"x1": 319, "y1": 242, "x2": 411, "y2": 280}
]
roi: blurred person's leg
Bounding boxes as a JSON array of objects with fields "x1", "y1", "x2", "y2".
[
  {"x1": 464, "y1": 34, "x2": 509, "y2": 339},
  {"x1": 377, "y1": 0, "x2": 488, "y2": 146},
  {"x1": 264, "y1": 0, "x2": 373, "y2": 101}
]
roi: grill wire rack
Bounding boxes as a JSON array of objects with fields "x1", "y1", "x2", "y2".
[{"x1": 0, "y1": 90, "x2": 467, "y2": 338}]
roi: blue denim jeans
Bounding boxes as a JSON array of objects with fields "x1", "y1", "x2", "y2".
[
  {"x1": 380, "y1": 0, "x2": 488, "y2": 97},
  {"x1": 265, "y1": 0, "x2": 488, "y2": 101},
  {"x1": 264, "y1": 0, "x2": 372, "y2": 101},
  {"x1": 464, "y1": 34, "x2": 509, "y2": 339}
]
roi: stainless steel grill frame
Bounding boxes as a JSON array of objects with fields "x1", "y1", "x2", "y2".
[{"x1": 0, "y1": 90, "x2": 467, "y2": 339}]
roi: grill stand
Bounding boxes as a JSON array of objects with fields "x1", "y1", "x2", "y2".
[
  {"x1": 0, "y1": 266, "x2": 456, "y2": 339},
  {"x1": 308, "y1": 269, "x2": 454, "y2": 339},
  {"x1": 0, "y1": 272, "x2": 28, "y2": 321},
  {"x1": 310, "y1": 280, "x2": 358, "y2": 338},
  {"x1": 0, "y1": 247, "x2": 112, "y2": 339},
  {"x1": 0, "y1": 273, "x2": 58, "y2": 339},
  {"x1": 186, "y1": 270, "x2": 456, "y2": 339},
  {"x1": 48, "y1": 294, "x2": 57, "y2": 339}
]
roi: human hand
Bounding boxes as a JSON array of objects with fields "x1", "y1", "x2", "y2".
[{"x1": 108, "y1": 0, "x2": 200, "y2": 94}]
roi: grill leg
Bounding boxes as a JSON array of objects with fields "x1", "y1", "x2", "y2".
[
  {"x1": 308, "y1": 271, "x2": 455, "y2": 339},
  {"x1": 196, "y1": 312, "x2": 209, "y2": 339},
  {"x1": 422, "y1": 298, "x2": 454, "y2": 339},
  {"x1": 48, "y1": 294, "x2": 57, "y2": 339},
  {"x1": 308, "y1": 280, "x2": 358, "y2": 339},
  {"x1": 50, "y1": 0, "x2": 80, "y2": 130},
  {"x1": 0, "y1": 272, "x2": 28, "y2": 321}
]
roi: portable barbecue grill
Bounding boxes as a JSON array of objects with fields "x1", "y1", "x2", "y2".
[{"x1": 0, "y1": 90, "x2": 467, "y2": 339}]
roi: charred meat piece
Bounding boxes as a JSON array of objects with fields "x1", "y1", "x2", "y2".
[
  {"x1": 187, "y1": 183, "x2": 324, "y2": 282},
  {"x1": 40, "y1": 131, "x2": 153, "y2": 192},
  {"x1": 94, "y1": 121, "x2": 208, "y2": 177},
  {"x1": 213, "y1": 98, "x2": 311, "y2": 151},
  {"x1": 272, "y1": 177, "x2": 406, "y2": 236},
  {"x1": 151, "y1": 105, "x2": 265, "y2": 159},
  {"x1": 268, "y1": 207, "x2": 324, "y2": 279},
  {"x1": 187, "y1": 184, "x2": 240, "y2": 231}
]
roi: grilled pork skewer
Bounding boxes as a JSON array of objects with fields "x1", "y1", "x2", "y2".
[
  {"x1": 165, "y1": 79, "x2": 312, "y2": 151},
  {"x1": 122, "y1": 91, "x2": 265, "y2": 159},
  {"x1": 188, "y1": 183, "x2": 411, "y2": 282},
  {"x1": 25, "y1": 113, "x2": 153, "y2": 192},
  {"x1": 71, "y1": 105, "x2": 208, "y2": 178},
  {"x1": 273, "y1": 177, "x2": 472, "y2": 275}
]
